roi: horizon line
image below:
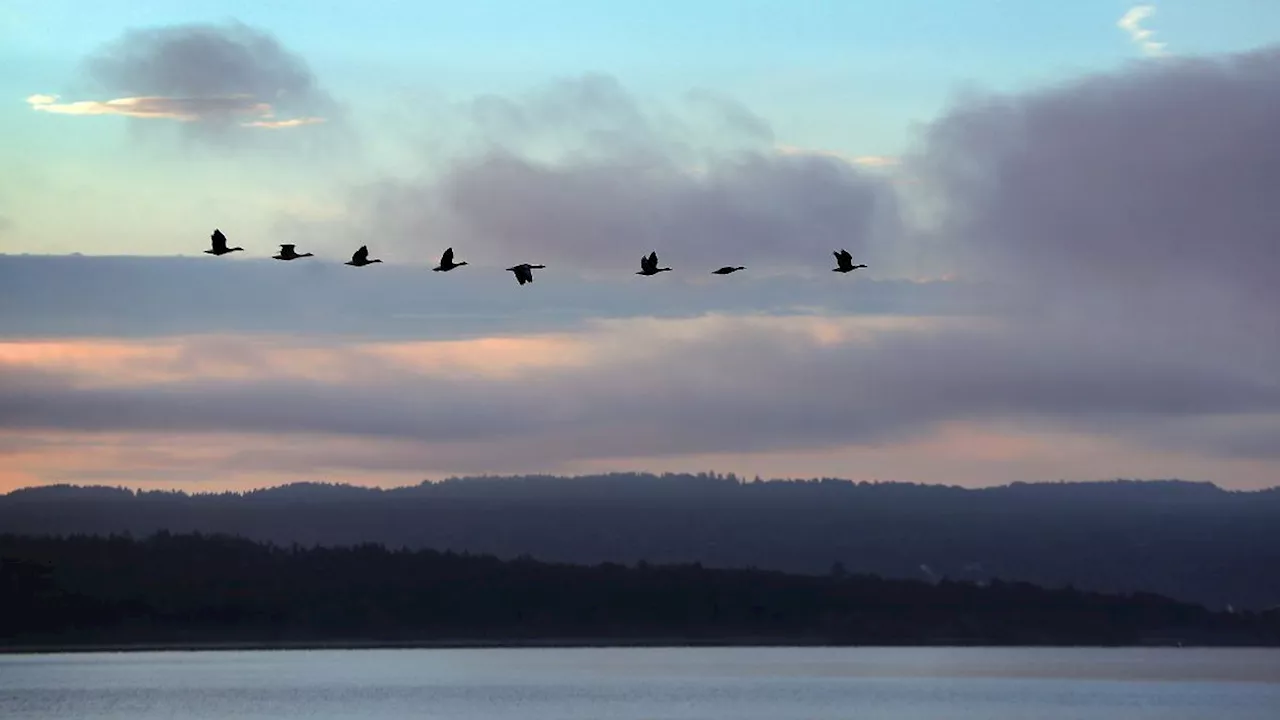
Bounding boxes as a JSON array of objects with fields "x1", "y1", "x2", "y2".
[{"x1": 5, "y1": 474, "x2": 1269, "y2": 499}]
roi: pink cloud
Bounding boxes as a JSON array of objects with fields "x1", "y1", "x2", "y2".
[{"x1": 26, "y1": 93, "x2": 324, "y2": 128}]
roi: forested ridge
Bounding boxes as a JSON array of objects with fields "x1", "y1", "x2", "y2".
[
  {"x1": 4, "y1": 531, "x2": 1279, "y2": 650},
  {"x1": 3, "y1": 475, "x2": 1278, "y2": 610}
]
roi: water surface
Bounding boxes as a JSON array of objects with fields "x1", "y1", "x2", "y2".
[{"x1": 3, "y1": 646, "x2": 1278, "y2": 719}]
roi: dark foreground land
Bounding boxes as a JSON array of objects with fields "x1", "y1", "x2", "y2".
[
  {"x1": 4, "y1": 476, "x2": 1279, "y2": 611},
  {"x1": 3, "y1": 532, "x2": 1278, "y2": 651}
]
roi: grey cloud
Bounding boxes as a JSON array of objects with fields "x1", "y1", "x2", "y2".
[
  {"x1": 238, "y1": 47, "x2": 1280, "y2": 467},
  {"x1": 682, "y1": 88, "x2": 775, "y2": 145},
  {"x1": 58, "y1": 20, "x2": 346, "y2": 148},
  {"x1": 0, "y1": 254, "x2": 983, "y2": 339},
  {"x1": 441, "y1": 150, "x2": 894, "y2": 270},
  {"x1": 1, "y1": 321, "x2": 1277, "y2": 470},
  {"x1": 1126, "y1": 414, "x2": 1280, "y2": 461},
  {"x1": 328, "y1": 74, "x2": 900, "y2": 272},
  {"x1": 462, "y1": 75, "x2": 772, "y2": 161},
  {"x1": 908, "y1": 45, "x2": 1280, "y2": 377},
  {"x1": 86, "y1": 21, "x2": 331, "y2": 113},
  {"x1": 467, "y1": 74, "x2": 666, "y2": 158},
  {"x1": 11, "y1": 48, "x2": 1280, "y2": 474}
]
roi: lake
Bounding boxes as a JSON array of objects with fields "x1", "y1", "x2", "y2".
[{"x1": 2, "y1": 646, "x2": 1278, "y2": 719}]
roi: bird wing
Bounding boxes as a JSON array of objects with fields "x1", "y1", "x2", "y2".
[
  {"x1": 353, "y1": 245, "x2": 369, "y2": 263},
  {"x1": 441, "y1": 247, "x2": 454, "y2": 265},
  {"x1": 280, "y1": 244, "x2": 295, "y2": 252},
  {"x1": 521, "y1": 266, "x2": 534, "y2": 283},
  {"x1": 211, "y1": 229, "x2": 227, "y2": 251}
]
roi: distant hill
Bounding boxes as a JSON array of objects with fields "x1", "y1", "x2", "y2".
[
  {"x1": 3, "y1": 531, "x2": 1277, "y2": 649},
  {"x1": 2, "y1": 474, "x2": 1278, "y2": 610}
]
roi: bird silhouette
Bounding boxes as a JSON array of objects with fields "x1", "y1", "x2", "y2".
[
  {"x1": 272, "y1": 244, "x2": 313, "y2": 261},
  {"x1": 712, "y1": 266, "x2": 745, "y2": 275},
  {"x1": 637, "y1": 251, "x2": 672, "y2": 276},
  {"x1": 832, "y1": 249, "x2": 867, "y2": 273},
  {"x1": 506, "y1": 263, "x2": 545, "y2": 286},
  {"x1": 345, "y1": 245, "x2": 383, "y2": 267},
  {"x1": 204, "y1": 229, "x2": 243, "y2": 256},
  {"x1": 433, "y1": 247, "x2": 468, "y2": 272}
]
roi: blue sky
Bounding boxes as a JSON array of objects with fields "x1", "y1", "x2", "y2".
[
  {"x1": 7, "y1": 0, "x2": 1277, "y2": 176},
  {"x1": 2, "y1": 2, "x2": 1280, "y2": 491}
]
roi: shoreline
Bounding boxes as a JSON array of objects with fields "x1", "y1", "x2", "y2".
[{"x1": 0, "y1": 636, "x2": 1235, "y2": 655}]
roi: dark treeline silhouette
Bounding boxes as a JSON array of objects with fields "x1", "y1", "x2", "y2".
[
  {"x1": 4, "y1": 531, "x2": 1278, "y2": 649},
  {"x1": 3, "y1": 474, "x2": 1278, "y2": 611}
]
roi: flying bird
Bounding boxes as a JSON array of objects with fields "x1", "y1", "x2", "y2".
[
  {"x1": 272, "y1": 244, "x2": 313, "y2": 261},
  {"x1": 832, "y1": 249, "x2": 867, "y2": 273},
  {"x1": 344, "y1": 245, "x2": 383, "y2": 267},
  {"x1": 637, "y1": 251, "x2": 672, "y2": 276},
  {"x1": 712, "y1": 266, "x2": 745, "y2": 275},
  {"x1": 433, "y1": 247, "x2": 468, "y2": 272},
  {"x1": 506, "y1": 263, "x2": 545, "y2": 286},
  {"x1": 204, "y1": 229, "x2": 243, "y2": 256}
]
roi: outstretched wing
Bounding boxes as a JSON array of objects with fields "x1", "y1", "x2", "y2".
[
  {"x1": 280, "y1": 244, "x2": 295, "y2": 253},
  {"x1": 352, "y1": 245, "x2": 369, "y2": 263},
  {"x1": 441, "y1": 247, "x2": 454, "y2": 265},
  {"x1": 211, "y1": 229, "x2": 227, "y2": 251}
]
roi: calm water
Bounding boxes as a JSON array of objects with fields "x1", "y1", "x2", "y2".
[{"x1": 2, "y1": 647, "x2": 1278, "y2": 719}]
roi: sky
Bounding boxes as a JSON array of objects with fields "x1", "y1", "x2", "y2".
[{"x1": 2, "y1": 1, "x2": 1279, "y2": 492}]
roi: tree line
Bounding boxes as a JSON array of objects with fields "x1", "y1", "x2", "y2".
[
  {"x1": 3, "y1": 475, "x2": 1278, "y2": 610},
  {"x1": 3, "y1": 531, "x2": 1278, "y2": 649}
]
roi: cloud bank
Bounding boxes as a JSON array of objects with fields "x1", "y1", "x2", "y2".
[
  {"x1": 906, "y1": 44, "x2": 1280, "y2": 380},
  {"x1": 7, "y1": 40, "x2": 1280, "y2": 487},
  {"x1": 1, "y1": 314, "x2": 1276, "y2": 482},
  {"x1": 318, "y1": 74, "x2": 903, "y2": 273},
  {"x1": 0, "y1": 254, "x2": 984, "y2": 340}
]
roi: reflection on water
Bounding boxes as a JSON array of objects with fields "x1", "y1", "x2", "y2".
[{"x1": 2, "y1": 647, "x2": 1278, "y2": 719}]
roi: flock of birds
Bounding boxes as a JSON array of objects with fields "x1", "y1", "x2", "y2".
[{"x1": 205, "y1": 229, "x2": 869, "y2": 286}]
